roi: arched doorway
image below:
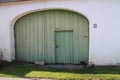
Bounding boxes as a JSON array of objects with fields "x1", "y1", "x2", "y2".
[{"x1": 14, "y1": 10, "x2": 89, "y2": 64}]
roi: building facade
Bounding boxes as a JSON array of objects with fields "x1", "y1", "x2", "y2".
[{"x1": 0, "y1": 0, "x2": 120, "y2": 65}]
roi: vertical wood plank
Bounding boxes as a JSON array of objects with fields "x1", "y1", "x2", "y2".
[{"x1": 15, "y1": 10, "x2": 89, "y2": 64}]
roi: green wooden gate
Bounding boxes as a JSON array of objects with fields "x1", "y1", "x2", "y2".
[{"x1": 14, "y1": 10, "x2": 89, "y2": 64}]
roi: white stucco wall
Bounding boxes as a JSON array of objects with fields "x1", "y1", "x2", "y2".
[{"x1": 0, "y1": 0, "x2": 120, "y2": 65}]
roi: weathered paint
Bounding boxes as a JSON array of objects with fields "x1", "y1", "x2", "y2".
[{"x1": 14, "y1": 10, "x2": 89, "y2": 64}]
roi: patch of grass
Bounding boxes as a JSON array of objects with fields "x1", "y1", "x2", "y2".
[{"x1": 0, "y1": 62, "x2": 120, "y2": 79}]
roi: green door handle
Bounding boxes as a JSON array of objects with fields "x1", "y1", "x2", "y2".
[
  {"x1": 56, "y1": 45, "x2": 59, "y2": 48},
  {"x1": 83, "y1": 36, "x2": 87, "y2": 38}
]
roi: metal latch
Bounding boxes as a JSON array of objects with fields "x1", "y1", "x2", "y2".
[{"x1": 83, "y1": 36, "x2": 88, "y2": 38}]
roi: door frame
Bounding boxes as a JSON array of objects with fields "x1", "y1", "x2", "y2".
[{"x1": 10, "y1": 8, "x2": 89, "y2": 62}]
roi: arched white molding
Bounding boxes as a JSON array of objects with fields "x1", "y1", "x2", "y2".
[{"x1": 10, "y1": 8, "x2": 89, "y2": 61}]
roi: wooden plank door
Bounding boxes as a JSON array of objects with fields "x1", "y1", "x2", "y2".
[{"x1": 55, "y1": 31, "x2": 74, "y2": 64}]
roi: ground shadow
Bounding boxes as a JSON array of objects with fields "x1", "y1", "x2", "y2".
[{"x1": 0, "y1": 62, "x2": 120, "y2": 78}]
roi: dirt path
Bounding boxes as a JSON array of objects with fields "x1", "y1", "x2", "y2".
[{"x1": 0, "y1": 77, "x2": 51, "y2": 80}]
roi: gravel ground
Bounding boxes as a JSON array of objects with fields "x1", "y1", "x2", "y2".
[{"x1": 0, "y1": 77, "x2": 51, "y2": 80}]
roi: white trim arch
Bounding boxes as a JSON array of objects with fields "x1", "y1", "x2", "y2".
[{"x1": 10, "y1": 8, "x2": 89, "y2": 61}]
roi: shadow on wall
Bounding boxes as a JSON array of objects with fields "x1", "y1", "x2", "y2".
[{"x1": 0, "y1": 49, "x2": 3, "y2": 60}]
